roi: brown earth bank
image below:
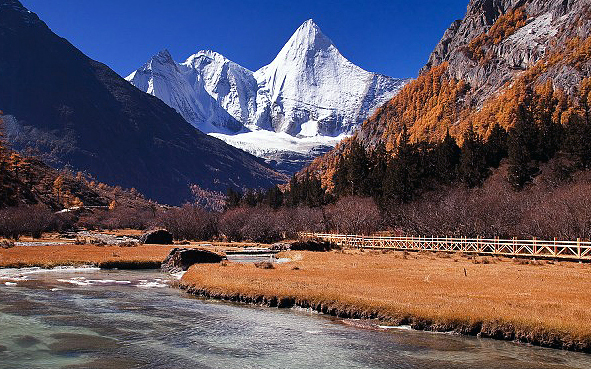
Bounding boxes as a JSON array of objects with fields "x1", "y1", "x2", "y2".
[{"x1": 180, "y1": 250, "x2": 591, "y2": 353}]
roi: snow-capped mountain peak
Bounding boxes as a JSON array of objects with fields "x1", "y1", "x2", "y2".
[
  {"x1": 126, "y1": 19, "x2": 408, "y2": 173},
  {"x1": 281, "y1": 19, "x2": 334, "y2": 55},
  {"x1": 152, "y1": 49, "x2": 176, "y2": 66},
  {"x1": 253, "y1": 19, "x2": 406, "y2": 137}
]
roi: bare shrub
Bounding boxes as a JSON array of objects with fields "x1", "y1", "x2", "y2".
[
  {"x1": 0, "y1": 205, "x2": 61, "y2": 239},
  {"x1": 239, "y1": 207, "x2": 282, "y2": 243},
  {"x1": 273, "y1": 206, "x2": 326, "y2": 239},
  {"x1": 218, "y1": 207, "x2": 251, "y2": 241},
  {"x1": 78, "y1": 207, "x2": 155, "y2": 231},
  {"x1": 103, "y1": 207, "x2": 155, "y2": 230},
  {"x1": 325, "y1": 196, "x2": 382, "y2": 235},
  {"x1": 1, "y1": 240, "x2": 14, "y2": 249},
  {"x1": 155, "y1": 205, "x2": 218, "y2": 241}
]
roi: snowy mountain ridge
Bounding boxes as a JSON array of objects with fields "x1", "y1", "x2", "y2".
[{"x1": 126, "y1": 19, "x2": 407, "y2": 173}]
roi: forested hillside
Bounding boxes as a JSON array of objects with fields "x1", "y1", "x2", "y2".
[{"x1": 283, "y1": 0, "x2": 591, "y2": 239}]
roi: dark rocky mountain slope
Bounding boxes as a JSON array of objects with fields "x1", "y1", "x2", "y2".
[{"x1": 0, "y1": 0, "x2": 284, "y2": 205}]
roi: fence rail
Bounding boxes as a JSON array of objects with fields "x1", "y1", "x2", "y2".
[{"x1": 300, "y1": 233, "x2": 591, "y2": 261}]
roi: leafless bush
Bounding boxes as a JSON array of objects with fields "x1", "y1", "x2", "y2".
[
  {"x1": 325, "y1": 196, "x2": 382, "y2": 235},
  {"x1": 1, "y1": 240, "x2": 14, "y2": 249},
  {"x1": 218, "y1": 207, "x2": 251, "y2": 241},
  {"x1": 387, "y1": 165, "x2": 591, "y2": 241},
  {"x1": 0, "y1": 205, "x2": 62, "y2": 239},
  {"x1": 78, "y1": 207, "x2": 155, "y2": 231},
  {"x1": 273, "y1": 206, "x2": 326, "y2": 238},
  {"x1": 239, "y1": 207, "x2": 282, "y2": 243},
  {"x1": 104, "y1": 207, "x2": 155, "y2": 230},
  {"x1": 155, "y1": 204, "x2": 218, "y2": 241}
]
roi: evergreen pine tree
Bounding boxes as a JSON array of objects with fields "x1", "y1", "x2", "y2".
[
  {"x1": 534, "y1": 82, "x2": 563, "y2": 162},
  {"x1": 507, "y1": 103, "x2": 539, "y2": 189},
  {"x1": 484, "y1": 123, "x2": 508, "y2": 168},
  {"x1": 242, "y1": 189, "x2": 259, "y2": 207},
  {"x1": 382, "y1": 124, "x2": 420, "y2": 203},
  {"x1": 225, "y1": 188, "x2": 242, "y2": 209},
  {"x1": 346, "y1": 140, "x2": 371, "y2": 196},
  {"x1": 564, "y1": 78, "x2": 591, "y2": 168},
  {"x1": 458, "y1": 123, "x2": 489, "y2": 188},
  {"x1": 304, "y1": 175, "x2": 325, "y2": 207},
  {"x1": 434, "y1": 129, "x2": 461, "y2": 183},
  {"x1": 332, "y1": 156, "x2": 349, "y2": 198},
  {"x1": 265, "y1": 185, "x2": 284, "y2": 209},
  {"x1": 285, "y1": 175, "x2": 301, "y2": 207},
  {"x1": 367, "y1": 142, "x2": 388, "y2": 199}
]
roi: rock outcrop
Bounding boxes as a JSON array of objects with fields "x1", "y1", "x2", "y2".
[
  {"x1": 140, "y1": 229, "x2": 173, "y2": 245},
  {"x1": 423, "y1": 0, "x2": 591, "y2": 105},
  {"x1": 161, "y1": 248, "x2": 226, "y2": 273}
]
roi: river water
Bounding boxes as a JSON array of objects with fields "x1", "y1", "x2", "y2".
[{"x1": 1, "y1": 268, "x2": 590, "y2": 369}]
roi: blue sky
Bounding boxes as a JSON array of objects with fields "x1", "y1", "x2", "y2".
[{"x1": 20, "y1": 0, "x2": 468, "y2": 78}]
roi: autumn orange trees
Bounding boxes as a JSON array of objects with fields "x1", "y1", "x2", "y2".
[{"x1": 361, "y1": 63, "x2": 469, "y2": 150}]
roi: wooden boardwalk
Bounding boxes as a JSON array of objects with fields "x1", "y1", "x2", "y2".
[{"x1": 301, "y1": 233, "x2": 591, "y2": 261}]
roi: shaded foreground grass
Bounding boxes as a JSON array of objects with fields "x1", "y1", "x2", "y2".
[
  {"x1": 181, "y1": 250, "x2": 591, "y2": 352},
  {"x1": 0, "y1": 244, "x2": 176, "y2": 269}
]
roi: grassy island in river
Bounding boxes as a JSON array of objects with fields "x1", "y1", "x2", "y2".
[{"x1": 181, "y1": 250, "x2": 591, "y2": 352}]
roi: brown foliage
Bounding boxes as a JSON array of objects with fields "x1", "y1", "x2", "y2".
[
  {"x1": 155, "y1": 204, "x2": 217, "y2": 241},
  {"x1": 324, "y1": 196, "x2": 382, "y2": 235},
  {"x1": 0, "y1": 205, "x2": 68, "y2": 239},
  {"x1": 363, "y1": 64, "x2": 469, "y2": 149}
]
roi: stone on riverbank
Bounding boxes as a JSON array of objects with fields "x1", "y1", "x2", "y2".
[
  {"x1": 140, "y1": 229, "x2": 173, "y2": 245},
  {"x1": 161, "y1": 248, "x2": 225, "y2": 273}
]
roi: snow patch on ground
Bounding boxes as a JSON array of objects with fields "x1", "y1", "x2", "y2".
[{"x1": 210, "y1": 130, "x2": 348, "y2": 157}]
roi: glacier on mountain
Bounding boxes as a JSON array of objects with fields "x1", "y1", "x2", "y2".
[{"x1": 126, "y1": 19, "x2": 407, "y2": 173}]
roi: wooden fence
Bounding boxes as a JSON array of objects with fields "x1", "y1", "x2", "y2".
[{"x1": 300, "y1": 233, "x2": 591, "y2": 261}]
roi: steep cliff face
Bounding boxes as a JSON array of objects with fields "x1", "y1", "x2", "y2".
[
  {"x1": 423, "y1": 0, "x2": 591, "y2": 106},
  {"x1": 356, "y1": 0, "x2": 591, "y2": 147}
]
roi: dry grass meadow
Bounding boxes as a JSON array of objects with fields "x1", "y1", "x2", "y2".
[
  {"x1": 0, "y1": 230, "x2": 265, "y2": 268},
  {"x1": 182, "y1": 250, "x2": 591, "y2": 347},
  {"x1": 0, "y1": 243, "x2": 176, "y2": 268}
]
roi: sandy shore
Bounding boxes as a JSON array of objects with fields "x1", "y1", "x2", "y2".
[{"x1": 180, "y1": 250, "x2": 591, "y2": 352}]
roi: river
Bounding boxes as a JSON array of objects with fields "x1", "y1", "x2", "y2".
[{"x1": 1, "y1": 267, "x2": 590, "y2": 369}]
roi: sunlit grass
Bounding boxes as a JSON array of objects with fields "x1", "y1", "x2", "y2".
[
  {"x1": 0, "y1": 243, "x2": 175, "y2": 268},
  {"x1": 182, "y1": 250, "x2": 591, "y2": 347}
]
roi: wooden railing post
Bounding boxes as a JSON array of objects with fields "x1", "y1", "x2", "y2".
[{"x1": 578, "y1": 238, "x2": 581, "y2": 258}]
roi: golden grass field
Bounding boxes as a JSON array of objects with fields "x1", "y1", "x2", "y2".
[
  {"x1": 0, "y1": 243, "x2": 176, "y2": 268},
  {"x1": 182, "y1": 250, "x2": 591, "y2": 349},
  {"x1": 0, "y1": 231, "x2": 265, "y2": 268}
]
